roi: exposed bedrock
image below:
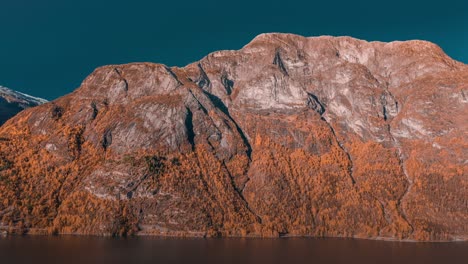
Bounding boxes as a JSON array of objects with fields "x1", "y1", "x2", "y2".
[{"x1": 0, "y1": 33, "x2": 466, "y2": 241}]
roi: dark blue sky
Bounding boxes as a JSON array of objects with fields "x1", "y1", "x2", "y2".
[{"x1": 1, "y1": 0, "x2": 467, "y2": 100}]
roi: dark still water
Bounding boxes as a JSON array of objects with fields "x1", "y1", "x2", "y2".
[{"x1": 0, "y1": 236, "x2": 467, "y2": 264}]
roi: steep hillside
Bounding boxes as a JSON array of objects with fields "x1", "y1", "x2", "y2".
[{"x1": 0, "y1": 34, "x2": 466, "y2": 241}]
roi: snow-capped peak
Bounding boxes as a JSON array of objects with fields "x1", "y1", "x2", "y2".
[{"x1": 0, "y1": 85, "x2": 48, "y2": 106}]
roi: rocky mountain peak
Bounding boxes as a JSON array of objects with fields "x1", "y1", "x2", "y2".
[
  {"x1": 0, "y1": 86, "x2": 47, "y2": 125},
  {"x1": 0, "y1": 33, "x2": 466, "y2": 241}
]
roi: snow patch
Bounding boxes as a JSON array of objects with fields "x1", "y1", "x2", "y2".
[{"x1": 0, "y1": 86, "x2": 48, "y2": 105}]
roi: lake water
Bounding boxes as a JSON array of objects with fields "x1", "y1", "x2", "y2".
[{"x1": 0, "y1": 236, "x2": 467, "y2": 264}]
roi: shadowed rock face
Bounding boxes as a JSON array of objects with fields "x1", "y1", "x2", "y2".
[
  {"x1": 0, "y1": 33, "x2": 466, "y2": 241},
  {"x1": 0, "y1": 86, "x2": 47, "y2": 125}
]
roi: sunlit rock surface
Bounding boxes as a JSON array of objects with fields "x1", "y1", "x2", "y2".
[{"x1": 0, "y1": 33, "x2": 466, "y2": 241}]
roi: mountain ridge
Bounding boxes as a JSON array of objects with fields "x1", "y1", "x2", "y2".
[
  {"x1": 0, "y1": 86, "x2": 47, "y2": 125},
  {"x1": 0, "y1": 33, "x2": 466, "y2": 241}
]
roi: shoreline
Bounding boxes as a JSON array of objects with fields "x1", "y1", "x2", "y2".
[{"x1": 0, "y1": 228, "x2": 466, "y2": 243}]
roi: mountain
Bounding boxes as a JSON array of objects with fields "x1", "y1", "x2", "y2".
[
  {"x1": 0, "y1": 86, "x2": 47, "y2": 125},
  {"x1": 0, "y1": 33, "x2": 466, "y2": 241}
]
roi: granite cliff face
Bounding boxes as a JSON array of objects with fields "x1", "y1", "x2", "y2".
[
  {"x1": 0, "y1": 86, "x2": 47, "y2": 125},
  {"x1": 0, "y1": 33, "x2": 466, "y2": 241}
]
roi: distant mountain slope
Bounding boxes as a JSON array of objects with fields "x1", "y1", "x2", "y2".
[
  {"x1": 0, "y1": 34, "x2": 466, "y2": 241},
  {"x1": 0, "y1": 86, "x2": 47, "y2": 125}
]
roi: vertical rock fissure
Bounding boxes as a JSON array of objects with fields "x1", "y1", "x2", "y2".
[
  {"x1": 380, "y1": 86, "x2": 399, "y2": 122},
  {"x1": 322, "y1": 117, "x2": 357, "y2": 185},
  {"x1": 90, "y1": 102, "x2": 99, "y2": 120},
  {"x1": 102, "y1": 128, "x2": 113, "y2": 151},
  {"x1": 221, "y1": 161, "x2": 262, "y2": 224},
  {"x1": 388, "y1": 126, "x2": 415, "y2": 235},
  {"x1": 382, "y1": 105, "x2": 388, "y2": 121},
  {"x1": 114, "y1": 68, "x2": 129, "y2": 92},
  {"x1": 196, "y1": 63, "x2": 211, "y2": 89},
  {"x1": 202, "y1": 91, "x2": 252, "y2": 160},
  {"x1": 164, "y1": 66, "x2": 183, "y2": 86},
  {"x1": 306, "y1": 92, "x2": 356, "y2": 185},
  {"x1": 383, "y1": 86, "x2": 414, "y2": 236},
  {"x1": 273, "y1": 50, "x2": 289, "y2": 76},
  {"x1": 187, "y1": 90, "x2": 208, "y2": 114},
  {"x1": 184, "y1": 107, "x2": 195, "y2": 150},
  {"x1": 361, "y1": 191, "x2": 390, "y2": 237},
  {"x1": 221, "y1": 73, "x2": 234, "y2": 95},
  {"x1": 229, "y1": 118, "x2": 252, "y2": 160},
  {"x1": 306, "y1": 92, "x2": 325, "y2": 115}
]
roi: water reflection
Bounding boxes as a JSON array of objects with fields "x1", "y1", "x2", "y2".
[{"x1": 0, "y1": 236, "x2": 466, "y2": 264}]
